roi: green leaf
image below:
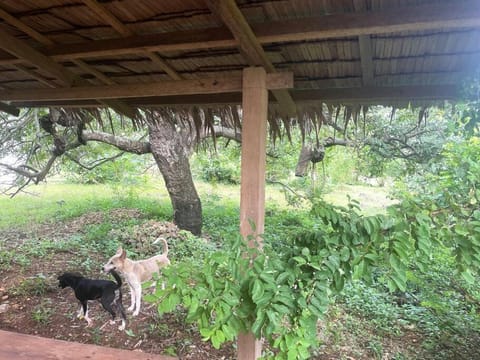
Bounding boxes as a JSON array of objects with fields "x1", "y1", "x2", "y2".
[
  {"x1": 276, "y1": 271, "x2": 291, "y2": 284},
  {"x1": 143, "y1": 293, "x2": 157, "y2": 303},
  {"x1": 461, "y1": 269, "x2": 475, "y2": 284},
  {"x1": 275, "y1": 294, "x2": 294, "y2": 308},
  {"x1": 292, "y1": 256, "x2": 307, "y2": 265},
  {"x1": 339, "y1": 246, "x2": 350, "y2": 262},
  {"x1": 251, "y1": 279, "x2": 265, "y2": 302},
  {"x1": 221, "y1": 324, "x2": 236, "y2": 341},
  {"x1": 287, "y1": 347, "x2": 298, "y2": 360},
  {"x1": 200, "y1": 328, "x2": 213, "y2": 340},
  {"x1": 211, "y1": 330, "x2": 226, "y2": 349},
  {"x1": 125, "y1": 329, "x2": 135, "y2": 337},
  {"x1": 251, "y1": 311, "x2": 266, "y2": 337},
  {"x1": 301, "y1": 247, "x2": 310, "y2": 257},
  {"x1": 272, "y1": 303, "x2": 290, "y2": 315}
]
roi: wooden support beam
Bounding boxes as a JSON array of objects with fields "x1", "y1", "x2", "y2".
[
  {"x1": 9, "y1": 84, "x2": 460, "y2": 108},
  {"x1": 14, "y1": 64, "x2": 58, "y2": 88},
  {"x1": 82, "y1": 0, "x2": 133, "y2": 37},
  {"x1": 354, "y1": 0, "x2": 374, "y2": 86},
  {"x1": 0, "y1": 1, "x2": 475, "y2": 65},
  {"x1": 0, "y1": 72, "x2": 293, "y2": 102},
  {"x1": 206, "y1": 0, "x2": 296, "y2": 117},
  {"x1": 291, "y1": 85, "x2": 460, "y2": 103},
  {"x1": 358, "y1": 35, "x2": 374, "y2": 86},
  {"x1": 0, "y1": 28, "x2": 76, "y2": 86},
  {"x1": 0, "y1": 10, "x2": 136, "y2": 118},
  {"x1": 146, "y1": 52, "x2": 182, "y2": 80},
  {"x1": 0, "y1": 100, "x2": 19, "y2": 116},
  {"x1": 71, "y1": 59, "x2": 116, "y2": 85},
  {"x1": 206, "y1": 0, "x2": 272, "y2": 68},
  {"x1": 0, "y1": 6, "x2": 54, "y2": 46},
  {"x1": 82, "y1": 0, "x2": 182, "y2": 80},
  {"x1": 238, "y1": 66, "x2": 268, "y2": 360}
]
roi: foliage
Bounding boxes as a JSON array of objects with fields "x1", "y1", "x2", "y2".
[
  {"x1": 11, "y1": 274, "x2": 51, "y2": 297},
  {"x1": 395, "y1": 136, "x2": 480, "y2": 281},
  {"x1": 146, "y1": 195, "x2": 436, "y2": 359},
  {"x1": 192, "y1": 139, "x2": 241, "y2": 184},
  {"x1": 61, "y1": 142, "x2": 151, "y2": 185},
  {"x1": 31, "y1": 300, "x2": 53, "y2": 325},
  {"x1": 459, "y1": 68, "x2": 480, "y2": 134},
  {"x1": 358, "y1": 106, "x2": 454, "y2": 177}
]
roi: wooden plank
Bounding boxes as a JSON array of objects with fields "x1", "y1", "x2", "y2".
[
  {"x1": 71, "y1": 59, "x2": 116, "y2": 85},
  {"x1": 0, "y1": 6, "x2": 54, "y2": 46},
  {"x1": 358, "y1": 35, "x2": 374, "y2": 86},
  {"x1": 0, "y1": 72, "x2": 293, "y2": 102},
  {"x1": 238, "y1": 66, "x2": 268, "y2": 360},
  {"x1": 14, "y1": 64, "x2": 58, "y2": 88},
  {"x1": 82, "y1": 0, "x2": 133, "y2": 37},
  {"x1": 0, "y1": 100, "x2": 19, "y2": 116},
  {"x1": 9, "y1": 84, "x2": 460, "y2": 108},
  {"x1": 206, "y1": 0, "x2": 296, "y2": 117},
  {"x1": 0, "y1": 1, "x2": 475, "y2": 64},
  {"x1": 82, "y1": 0, "x2": 181, "y2": 81},
  {"x1": 146, "y1": 52, "x2": 182, "y2": 80},
  {"x1": 0, "y1": 28, "x2": 76, "y2": 86},
  {"x1": 0, "y1": 7, "x2": 136, "y2": 118},
  {"x1": 291, "y1": 85, "x2": 460, "y2": 103},
  {"x1": 0, "y1": 330, "x2": 176, "y2": 360}
]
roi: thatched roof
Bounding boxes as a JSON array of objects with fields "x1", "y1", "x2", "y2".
[{"x1": 0, "y1": 0, "x2": 478, "y2": 119}]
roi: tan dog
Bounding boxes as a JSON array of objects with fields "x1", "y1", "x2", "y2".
[{"x1": 103, "y1": 238, "x2": 170, "y2": 316}]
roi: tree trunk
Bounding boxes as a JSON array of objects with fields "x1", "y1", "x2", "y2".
[{"x1": 148, "y1": 120, "x2": 202, "y2": 236}]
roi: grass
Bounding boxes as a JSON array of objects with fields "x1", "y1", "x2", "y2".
[
  {"x1": 0, "y1": 181, "x2": 172, "y2": 230},
  {"x1": 2, "y1": 178, "x2": 478, "y2": 359},
  {"x1": 0, "y1": 179, "x2": 393, "y2": 231}
]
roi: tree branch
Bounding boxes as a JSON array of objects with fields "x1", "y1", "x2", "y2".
[
  {"x1": 64, "y1": 151, "x2": 126, "y2": 170},
  {"x1": 0, "y1": 152, "x2": 58, "y2": 187},
  {"x1": 82, "y1": 130, "x2": 151, "y2": 154}
]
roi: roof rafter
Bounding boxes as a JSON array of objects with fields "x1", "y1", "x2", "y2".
[
  {"x1": 0, "y1": 28, "x2": 76, "y2": 86},
  {"x1": 358, "y1": 36, "x2": 374, "y2": 86},
  {"x1": 205, "y1": 0, "x2": 296, "y2": 117},
  {"x1": 354, "y1": 0, "x2": 375, "y2": 86},
  {"x1": 0, "y1": 8, "x2": 136, "y2": 118},
  {"x1": 13, "y1": 64, "x2": 57, "y2": 88},
  {"x1": 0, "y1": 72, "x2": 293, "y2": 102},
  {"x1": 82, "y1": 0, "x2": 182, "y2": 80},
  {"x1": 9, "y1": 85, "x2": 459, "y2": 108},
  {"x1": 0, "y1": 1, "x2": 475, "y2": 65},
  {"x1": 0, "y1": 99, "x2": 19, "y2": 116}
]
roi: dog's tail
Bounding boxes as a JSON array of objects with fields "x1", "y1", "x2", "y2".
[
  {"x1": 109, "y1": 269, "x2": 122, "y2": 289},
  {"x1": 161, "y1": 237, "x2": 169, "y2": 256},
  {"x1": 154, "y1": 237, "x2": 169, "y2": 256}
]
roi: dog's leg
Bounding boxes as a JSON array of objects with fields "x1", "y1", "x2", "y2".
[
  {"x1": 81, "y1": 301, "x2": 93, "y2": 327},
  {"x1": 127, "y1": 284, "x2": 135, "y2": 312},
  {"x1": 100, "y1": 294, "x2": 117, "y2": 324},
  {"x1": 77, "y1": 305, "x2": 84, "y2": 319},
  {"x1": 132, "y1": 282, "x2": 142, "y2": 316},
  {"x1": 115, "y1": 290, "x2": 127, "y2": 331}
]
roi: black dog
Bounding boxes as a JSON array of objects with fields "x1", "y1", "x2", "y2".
[{"x1": 57, "y1": 270, "x2": 126, "y2": 330}]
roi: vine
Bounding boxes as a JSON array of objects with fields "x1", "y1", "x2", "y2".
[{"x1": 146, "y1": 198, "x2": 434, "y2": 359}]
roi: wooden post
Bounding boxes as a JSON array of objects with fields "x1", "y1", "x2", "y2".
[{"x1": 238, "y1": 66, "x2": 268, "y2": 359}]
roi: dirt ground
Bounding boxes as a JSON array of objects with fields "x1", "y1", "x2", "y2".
[
  {"x1": 0, "y1": 209, "x2": 427, "y2": 360},
  {"x1": 0, "y1": 210, "x2": 235, "y2": 359}
]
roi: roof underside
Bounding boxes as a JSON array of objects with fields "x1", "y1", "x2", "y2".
[{"x1": 0, "y1": 0, "x2": 479, "y2": 117}]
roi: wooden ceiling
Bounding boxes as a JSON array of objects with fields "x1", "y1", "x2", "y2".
[{"x1": 0, "y1": 0, "x2": 479, "y2": 117}]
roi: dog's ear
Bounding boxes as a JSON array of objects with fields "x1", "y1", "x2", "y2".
[
  {"x1": 120, "y1": 248, "x2": 127, "y2": 260},
  {"x1": 116, "y1": 247, "x2": 123, "y2": 255}
]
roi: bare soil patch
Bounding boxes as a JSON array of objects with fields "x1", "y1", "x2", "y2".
[{"x1": 0, "y1": 209, "x2": 234, "y2": 359}]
